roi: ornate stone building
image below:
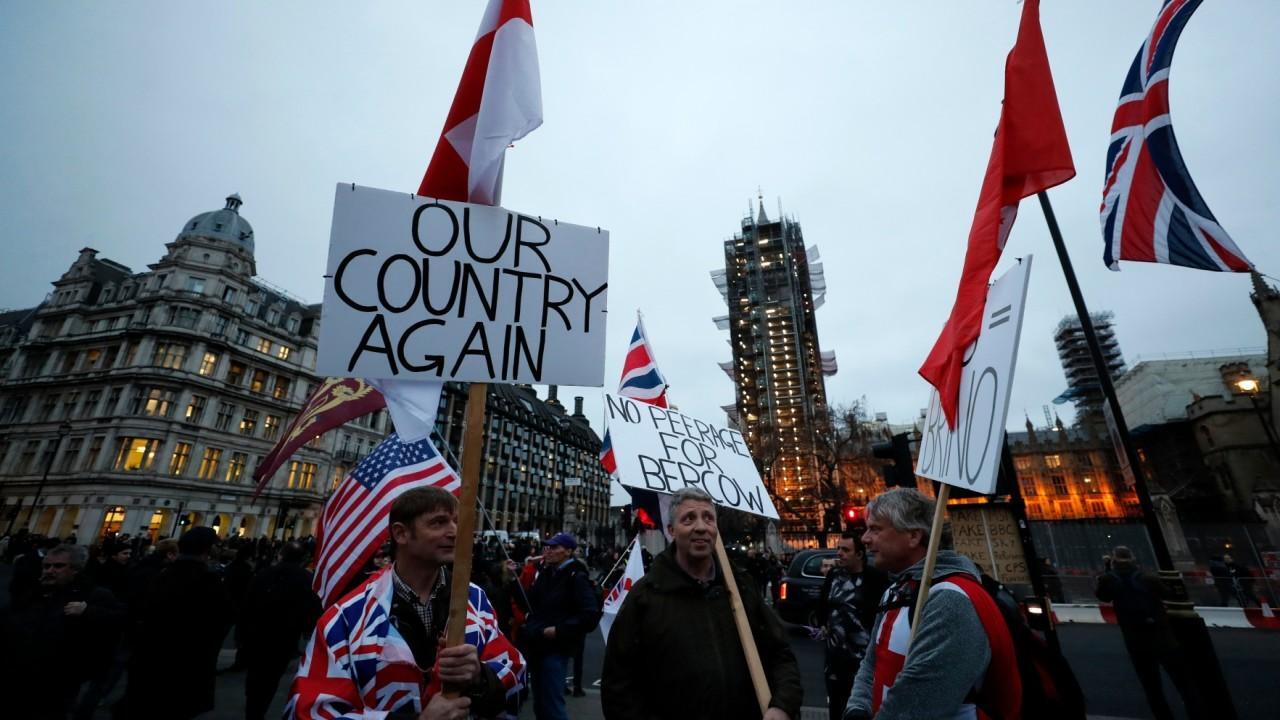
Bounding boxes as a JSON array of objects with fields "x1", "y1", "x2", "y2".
[{"x1": 0, "y1": 194, "x2": 390, "y2": 543}]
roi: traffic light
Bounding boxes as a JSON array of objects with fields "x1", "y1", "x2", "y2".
[
  {"x1": 872, "y1": 432, "x2": 916, "y2": 488},
  {"x1": 842, "y1": 504, "x2": 865, "y2": 530}
]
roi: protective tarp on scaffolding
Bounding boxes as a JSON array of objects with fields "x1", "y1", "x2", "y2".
[
  {"x1": 807, "y1": 245, "x2": 828, "y2": 310},
  {"x1": 820, "y1": 350, "x2": 838, "y2": 376},
  {"x1": 712, "y1": 314, "x2": 730, "y2": 330},
  {"x1": 710, "y1": 269, "x2": 729, "y2": 303},
  {"x1": 718, "y1": 360, "x2": 735, "y2": 381}
]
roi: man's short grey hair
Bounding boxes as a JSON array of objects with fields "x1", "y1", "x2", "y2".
[
  {"x1": 668, "y1": 487, "x2": 716, "y2": 519},
  {"x1": 49, "y1": 543, "x2": 88, "y2": 571},
  {"x1": 867, "y1": 488, "x2": 935, "y2": 543}
]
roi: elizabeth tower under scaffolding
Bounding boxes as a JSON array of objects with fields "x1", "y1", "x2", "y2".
[{"x1": 711, "y1": 198, "x2": 837, "y2": 543}]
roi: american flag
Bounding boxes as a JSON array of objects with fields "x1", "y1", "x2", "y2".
[
  {"x1": 1100, "y1": 0, "x2": 1251, "y2": 272},
  {"x1": 313, "y1": 433, "x2": 461, "y2": 607},
  {"x1": 599, "y1": 314, "x2": 669, "y2": 476}
]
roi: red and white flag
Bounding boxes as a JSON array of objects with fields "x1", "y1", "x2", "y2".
[
  {"x1": 417, "y1": 0, "x2": 542, "y2": 205},
  {"x1": 599, "y1": 538, "x2": 645, "y2": 643},
  {"x1": 376, "y1": 0, "x2": 545, "y2": 439},
  {"x1": 918, "y1": 0, "x2": 1075, "y2": 428}
]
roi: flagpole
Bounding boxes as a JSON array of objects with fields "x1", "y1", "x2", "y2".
[
  {"x1": 443, "y1": 382, "x2": 489, "y2": 685},
  {"x1": 712, "y1": 535, "x2": 772, "y2": 714},
  {"x1": 1037, "y1": 190, "x2": 1236, "y2": 717}
]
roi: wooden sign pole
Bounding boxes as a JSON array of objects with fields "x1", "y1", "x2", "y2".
[
  {"x1": 909, "y1": 483, "x2": 950, "y2": 647},
  {"x1": 713, "y1": 535, "x2": 771, "y2": 714},
  {"x1": 444, "y1": 383, "x2": 489, "y2": 683}
]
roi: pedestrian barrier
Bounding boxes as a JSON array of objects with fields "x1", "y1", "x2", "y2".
[{"x1": 1051, "y1": 602, "x2": 1279, "y2": 630}]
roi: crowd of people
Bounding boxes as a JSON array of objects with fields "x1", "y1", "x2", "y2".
[{"x1": 0, "y1": 485, "x2": 1243, "y2": 720}]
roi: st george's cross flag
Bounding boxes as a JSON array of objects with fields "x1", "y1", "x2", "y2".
[
  {"x1": 919, "y1": 0, "x2": 1075, "y2": 429},
  {"x1": 417, "y1": 0, "x2": 542, "y2": 205},
  {"x1": 599, "y1": 538, "x2": 646, "y2": 643},
  {"x1": 313, "y1": 433, "x2": 461, "y2": 607},
  {"x1": 1100, "y1": 0, "x2": 1251, "y2": 272},
  {"x1": 373, "y1": 0, "x2": 545, "y2": 443},
  {"x1": 600, "y1": 313, "x2": 669, "y2": 477}
]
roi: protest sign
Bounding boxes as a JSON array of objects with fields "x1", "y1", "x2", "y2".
[
  {"x1": 317, "y1": 184, "x2": 610, "y2": 385},
  {"x1": 916, "y1": 256, "x2": 1033, "y2": 494},
  {"x1": 603, "y1": 393, "x2": 779, "y2": 520},
  {"x1": 949, "y1": 504, "x2": 1031, "y2": 585}
]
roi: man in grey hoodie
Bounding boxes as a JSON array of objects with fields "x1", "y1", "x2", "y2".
[{"x1": 843, "y1": 488, "x2": 1019, "y2": 720}]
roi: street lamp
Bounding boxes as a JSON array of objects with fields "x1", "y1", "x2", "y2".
[
  {"x1": 1233, "y1": 377, "x2": 1280, "y2": 463},
  {"x1": 6, "y1": 420, "x2": 74, "y2": 535}
]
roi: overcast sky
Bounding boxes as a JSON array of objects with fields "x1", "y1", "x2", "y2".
[{"x1": 3, "y1": 1, "x2": 1278, "y2": 435}]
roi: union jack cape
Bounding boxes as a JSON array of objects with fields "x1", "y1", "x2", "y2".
[
  {"x1": 1100, "y1": 0, "x2": 1251, "y2": 272},
  {"x1": 286, "y1": 568, "x2": 525, "y2": 719}
]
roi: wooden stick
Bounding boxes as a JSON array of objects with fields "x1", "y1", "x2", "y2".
[
  {"x1": 713, "y1": 534, "x2": 771, "y2": 715},
  {"x1": 909, "y1": 483, "x2": 950, "y2": 647},
  {"x1": 445, "y1": 382, "x2": 489, "y2": 654}
]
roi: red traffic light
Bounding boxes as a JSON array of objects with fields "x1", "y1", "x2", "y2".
[{"x1": 842, "y1": 504, "x2": 865, "y2": 523}]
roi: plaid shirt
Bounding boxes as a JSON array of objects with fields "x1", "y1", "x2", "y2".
[{"x1": 392, "y1": 567, "x2": 448, "y2": 637}]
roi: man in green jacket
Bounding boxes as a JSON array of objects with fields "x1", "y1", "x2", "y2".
[{"x1": 601, "y1": 487, "x2": 802, "y2": 720}]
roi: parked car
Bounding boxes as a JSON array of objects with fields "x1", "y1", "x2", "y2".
[{"x1": 776, "y1": 549, "x2": 836, "y2": 626}]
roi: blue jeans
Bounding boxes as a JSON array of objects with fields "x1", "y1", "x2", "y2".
[{"x1": 532, "y1": 653, "x2": 569, "y2": 720}]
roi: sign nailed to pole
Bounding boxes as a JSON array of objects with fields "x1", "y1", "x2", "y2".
[
  {"x1": 317, "y1": 184, "x2": 610, "y2": 386},
  {"x1": 604, "y1": 393, "x2": 779, "y2": 520},
  {"x1": 917, "y1": 256, "x2": 1033, "y2": 495}
]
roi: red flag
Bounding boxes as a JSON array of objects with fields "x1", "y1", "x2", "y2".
[
  {"x1": 251, "y1": 378, "x2": 384, "y2": 498},
  {"x1": 918, "y1": 0, "x2": 1075, "y2": 428}
]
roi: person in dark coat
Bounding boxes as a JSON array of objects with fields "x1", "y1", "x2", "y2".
[
  {"x1": 118, "y1": 527, "x2": 231, "y2": 720},
  {"x1": 239, "y1": 541, "x2": 321, "y2": 720},
  {"x1": 92, "y1": 540, "x2": 134, "y2": 599},
  {"x1": 816, "y1": 532, "x2": 887, "y2": 720},
  {"x1": 602, "y1": 488, "x2": 803, "y2": 720},
  {"x1": 522, "y1": 532, "x2": 598, "y2": 720},
  {"x1": 1095, "y1": 545, "x2": 1201, "y2": 720},
  {"x1": 0, "y1": 543, "x2": 124, "y2": 720}
]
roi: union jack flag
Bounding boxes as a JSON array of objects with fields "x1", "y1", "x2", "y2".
[
  {"x1": 286, "y1": 568, "x2": 525, "y2": 719},
  {"x1": 313, "y1": 434, "x2": 461, "y2": 607},
  {"x1": 1100, "y1": 0, "x2": 1251, "y2": 272},
  {"x1": 599, "y1": 314, "x2": 669, "y2": 477}
]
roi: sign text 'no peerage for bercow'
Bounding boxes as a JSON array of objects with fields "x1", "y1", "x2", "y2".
[
  {"x1": 604, "y1": 394, "x2": 779, "y2": 520},
  {"x1": 317, "y1": 185, "x2": 609, "y2": 386},
  {"x1": 916, "y1": 256, "x2": 1033, "y2": 495}
]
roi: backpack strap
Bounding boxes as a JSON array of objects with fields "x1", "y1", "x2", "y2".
[{"x1": 935, "y1": 573, "x2": 1022, "y2": 720}]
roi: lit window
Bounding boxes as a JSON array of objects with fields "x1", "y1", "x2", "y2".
[
  {"x1": 225, "y1": 452, "x2": 247, "y2": 483},
  {"x1": 256, "y1": 338, "x2": 272, "y2": 354},
  {"x1": 197, "y1": 447, "x2": 223, "y2": 480},
  {"x1": 113, "y1": 438, "x2": 160, "y2": 471},
  {"x1": 277, "y1": 345, "x2": 292, "y2": 361},
  {"x1": 199, "y1": 352, "x2": 219, "y2": 376},
  {"x1": 169, "y1": 442, "x2": 192, "y2": 476}
]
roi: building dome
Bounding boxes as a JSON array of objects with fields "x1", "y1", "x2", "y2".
[{"x1": 176, "y1": 194, "x2": 255, "y2": 254}]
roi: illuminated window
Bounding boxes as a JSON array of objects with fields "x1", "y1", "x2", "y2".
[
  {"x1": 199, "y1": 352, "x2": 219, "y2": 376},
  {"x1": 197, "y1": 447, "x2": 223, "y2": 480},
  {"x1": 240, "y1": 409, "x2": 259, "y2": 436},
  {"x1": 169, "y1": 442, "x2": 192, "y2": 476},
  {"x1": 272, "y1": 376, "x2": 290, "y2": 400},
  {"x1": 185, "y1": 395, "x2": 207, "y2": 424},
  {"x1": 1045, "y1": 455, "x2": 1062, "y2": 469},
  {"x1": 112, "y1": 438, "x2": 160, "y2": 471},
  {"x1": 251, "y1": 369, "x2": 268, "y2": 394},
  {"x1": 256, "y1": 338, "x2": 272, "y2": 354},
  {"x1": 277, "y1": 345, "x2": 292, "y2": 361},
  {"x1": 100, "y1": 506, "x2": 126, "y2": 537},
  {"x1": 227, "y1": 361, "x2": 247, "y2": 386},
  {"x1": 263, "y1": 414, "x2": 281, "y2": 440},
  {"x1": 225, "y1": 452, "x2": 247, "y2": 483},
  {"x1": 288, "y1": 461, "x2": 317, "y2": 490}
]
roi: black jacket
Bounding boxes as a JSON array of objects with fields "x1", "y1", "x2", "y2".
[
  {"x1": 523, "y1": 558, "x2": 598, "y2": 657},
  {"x1": 121, "y1": 555, "x2": 231, "y2": 720},
  {"x1": 601, "y1": 546, "x2": 803, "y2": 720},
  {"x1": 0, "y1": 578, "x2": 125, "y2": 718},
  {"x1": 238, "y1": 560, "x2": 321, "y2": 660}
]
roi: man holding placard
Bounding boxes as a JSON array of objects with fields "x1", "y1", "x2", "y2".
[
  {"x1": 600, "y1": 487, "x2": 801, "y2": 720},
  {"x1": 842, "y1": 489, "x2": 1018, "y2": 720}
]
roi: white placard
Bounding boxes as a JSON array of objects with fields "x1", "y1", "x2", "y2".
[
  {"x1": 603, "y1": 394, "x2": 779, "y2": 519},
  {"x1": 317, "y1": 184, "x2": 610, "y2": 386},
  {"x1": 916, "y1": 256, "x2": 1033, "y2": 494}
]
